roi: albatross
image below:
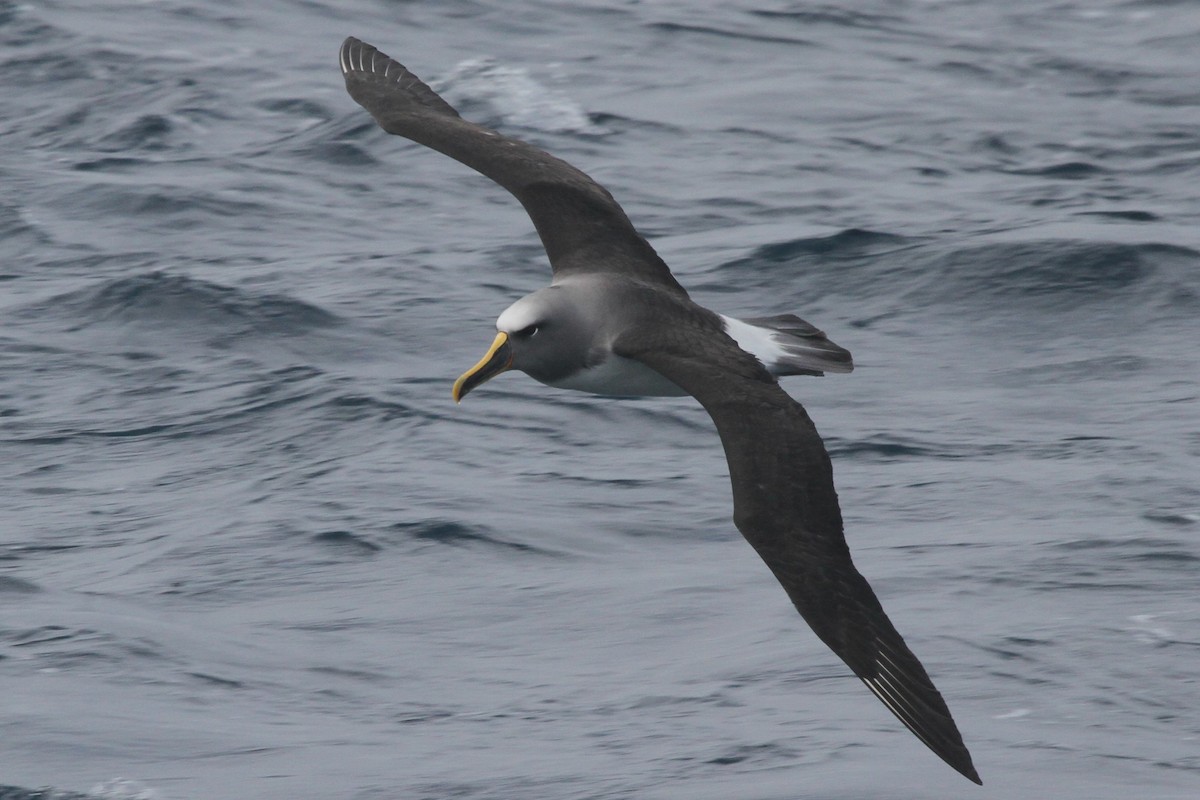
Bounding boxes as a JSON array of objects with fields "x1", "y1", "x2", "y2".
[{"x1": 339, "y1": 37, "x2": 981, "y2": 785}]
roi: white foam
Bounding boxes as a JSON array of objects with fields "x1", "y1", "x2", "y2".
[{"x1": 440, "y1": 58, "x2": 602, "y2": 134}]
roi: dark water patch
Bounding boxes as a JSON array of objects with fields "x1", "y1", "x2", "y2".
[
  {"x1": 828, "y1": 435, "x2": 935, "y2": 461},
  {"x1": 975, "y1": 133, "x2": 1021, "y2": 155},
  {"x1": 1007, "y1": 161, "x2": 1107, "y2": 180},
  {"x1": 308, "y1": 665, "x2": 389, "y2": 682},
  {"x1": 3, "y1": 624, "x2": 164, "y2": 669},
  {"x1": 187, "y1": 671, "x2": 244, "y2": 689},
  {"x1": 301, "y1": 139, "x2": 379, "y2": 167},
  {"x1": 94, "y1": 112, "x2": 177, "y2": 152},
  {"x1": 31, "y1": 272, "x2": 341, "y2": 337},
  {"x1": 64, "y1": 184, "x2": 269, "y2": 224},
  {"x1": 1024, "y1": 53, "x2": 1156, "y2": 104},
  {"x1": 921, "y1": 240, "x2": 1200, "y2": 310},
  {"x1": 42, "y1": 423, "x2": 174, "y2": 440},
  {"x1": 0, "y1": 0, "x2": 21, "y2": 27},
  {"x1": 647, "y1": 21, "x2": 815, "y2": 47},
  {"x1": 24, "y1": 485, "x2": 82, "y2": 495},
  {"x1": 0, "y1": 787, "x2": 98, "y2": 800},
  {"x1": 117, "y1": 350, "x2": 163, "y2": 362},
  {"x1": 257, "y1": 96, "x2": 332, "y2": 121},
  {"x1": 1051, "y1": 536, "x2": 1197, "y2": 563},
  {"x1": 543, "y1": 472, "x2": 662, "y2": 489},
  {"x1": 3, "y1": 543, "x2": 81, "y2": 555},
  {"x1": 714, "y1": 126, "x2": 800, "y2": 147},
  {"x1": 1, "y1": 51, "x2": 91, "y2": 86},
  {"x1": 397, "y1": 705, "x2": 456, "y2": 725},
  {"x1": 268, "y1": 115, "x2": 382, "y2": 165},
  {"x1": 981, "y1": 537, "x2": 1200, "y2": 592},
  {"x1": 751, "y1": 7, "x2": 902, "y2": 30},
  {"x1": 617, "y1": 691, "x2": 737, "y2": 717},
  {"x1": 705, "y1": 742, "x2": 799, "y2": 766},
  {"x1": 720, "y1": 228, "x2": 913, "y2": 273},
  {"x1": 323, "y1": 393, "x2": 418, "y2": 423},
  {"x1": 333, "y1": 118, "x2": 386, "y2": 144},
  {"x1": 4, "y1": 367, "x2": 331, "y2": 446},
  {"x1": 0, "y1": 575, "x2": 40, "y2": 594},
  {"x1": 828, "y1": 434, "x2": 1008, "y2": 462},
  {"x1": 938, "y1": 60, "x2": 1002, "y2": 83},
  {"x1": 71, "y1": 156, "x2": 146, "y2": 172},
  {"x1": 1143, "y1": 511, "x2": 1199, "y2": 527},
  {"x1": 312, "y1": 529, "x2": 382, "y2": 554},
  {"x1": 892, "y1": 541, "x2": 990, "y2": 555},
  {"x1": 391, "y1": 519, "x2": 547, "y2": 554},
  {"x1": 984, "y1": 571, "x2": 1155, "y2": 593},
  {"x1": 586, "y1": 111, "x2": 683, "y2": 136},
  {"x1": 972, "y1": 636, "x2": 1054, "y2": 663},
  {"x1": 1130, "y1": 87, "x2": 1200, "y2": 108},
  {"x1": 8, "y1": 625, "x2": 74, "y2": 646},
  {"x1": 1076, "y1": 210, "x2": 1160, "y2": 222},
  {"x1": 834, "y1": 433, "x2": 1109, "y2": 463},
  {"x1": 999, "y1": 355, "x2": 1152, "y2": 385}
]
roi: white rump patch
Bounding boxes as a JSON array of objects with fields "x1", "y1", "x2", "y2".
[
  {"x1": 720, "y1": 314, "x2": 791, "y2": 370},
  {"x1": 720, "y1": 313, "x2": 853, "y2": 377}
]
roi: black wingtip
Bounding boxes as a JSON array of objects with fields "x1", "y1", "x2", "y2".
[
  {"x1": 861, "y1": 673, "x2": 982, "y2": 784},
  {"x1": 947, "y1": 739, "x2": 983, "y2": 785},
  {"x1": 959, "y1": 755, "x2": 983, "y2": 785},
  {"x1": 338, "y1": 36, "x2": 363, "y2": 77},
  {"x1": 338, "y1": 36, "x2": 462, "y2": 122}
]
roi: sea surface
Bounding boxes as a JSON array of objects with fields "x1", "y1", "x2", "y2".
[{"x1": 2, "y1": 1, "x2": 1198, "y2": 798}]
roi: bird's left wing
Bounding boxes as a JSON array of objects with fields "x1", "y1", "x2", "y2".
[
  {"x1": 613, "y1": 324, "x2": 981, "y2": 785},
  {"x1": 339, "y1": 37, "x2": 687, "y2": 294}
]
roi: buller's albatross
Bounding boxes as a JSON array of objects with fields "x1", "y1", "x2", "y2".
[{"x1": 340, "y1": 37, "x2": 981, "y2": 785}]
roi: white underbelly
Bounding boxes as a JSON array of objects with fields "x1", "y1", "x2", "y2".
[{"x1": 544, "y1": 354, "x2": 688, "y2": 397}]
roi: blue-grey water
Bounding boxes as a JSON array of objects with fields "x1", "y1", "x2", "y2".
[{"x1": 2, "y1": 1, "x2": 1198, "y2": 799}]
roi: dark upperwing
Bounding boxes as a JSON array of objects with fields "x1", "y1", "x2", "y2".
[
  {"x1": 614, "y1": 322, "x2": 982, "y2": 785},
  {"x1": 339, "y1": 37, "x2": 687, "y2": 295}
]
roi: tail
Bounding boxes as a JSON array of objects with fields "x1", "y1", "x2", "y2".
[{"x1": 721, "y1": 313, "x2": 853, "y2": 377}]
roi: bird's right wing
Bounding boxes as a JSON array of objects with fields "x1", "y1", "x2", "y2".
[
  {"x1": 339, "y1": 38, "x2": 686, "y2": 294},
  {"x1": 614, "y1": 324, "x2": 981, "y2": 785}
]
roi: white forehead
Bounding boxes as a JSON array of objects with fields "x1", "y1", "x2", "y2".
[{"x1": 495, "y1": 291, "x2": 548, "y2": 332}]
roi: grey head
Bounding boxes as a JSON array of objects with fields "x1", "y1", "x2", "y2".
[
  {"x1": 452, "y1": 278, "x2": 696, "y2": 401},
  {"x1": 453, "y1": 285, "x2": 594, "y2": 401}
]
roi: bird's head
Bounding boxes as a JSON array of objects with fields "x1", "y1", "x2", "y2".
[{"x1": 452, "y1": 287, "x2": 589, "y2": 402}]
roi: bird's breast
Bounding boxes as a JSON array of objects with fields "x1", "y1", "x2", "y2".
[{"x1": 542, "y1": 353, "x2": 689, "y2": 397}]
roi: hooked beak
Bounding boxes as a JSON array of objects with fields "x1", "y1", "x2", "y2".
[{"x1": 452, "y1": 331, "x2": 513, "y2": 403}]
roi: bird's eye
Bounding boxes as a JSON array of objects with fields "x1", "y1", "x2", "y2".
[{"x1": 515, "y1": 324, "x2": 539, "y2": 338}]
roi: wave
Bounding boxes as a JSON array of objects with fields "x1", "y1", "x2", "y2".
[
  {"x1": 24, "y1": 272, "x2": 341, "y2": 338},
  {"x1": 391, "y1": 519, "x2": 552, "y2": 554},
  {"x1": 749, "y1": 228, "x2": 913, "y2": 261},
  {"x1": 715, "y1": 232, "x2": 1200, "y2": 326},
  {"x1": 0, "y1": 201, "x2": 51, "y2": 258},
  {"x1": 919, "y1": 239, "x2": 1200, "y2": 311},
  {"x1": 0, "y1": 780, "x2": 161, "y2": 800},
  {"x1": 647, "y1": 21, "x2": 814, "y2": 47},
  {"x1": 438, "y1": 57, "x2": 601, "y2": 135},
  {"x1": 0, "y1": 787, "x2": 97, "y2": 800}
]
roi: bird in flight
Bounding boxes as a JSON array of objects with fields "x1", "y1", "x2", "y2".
[{"x1": 339, "y1": 36, "x2": 980, "y2": 785}]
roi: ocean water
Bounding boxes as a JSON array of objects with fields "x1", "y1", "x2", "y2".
[{"x1": 2, "y1": 1, "x2": 1198, "y2": 798}]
